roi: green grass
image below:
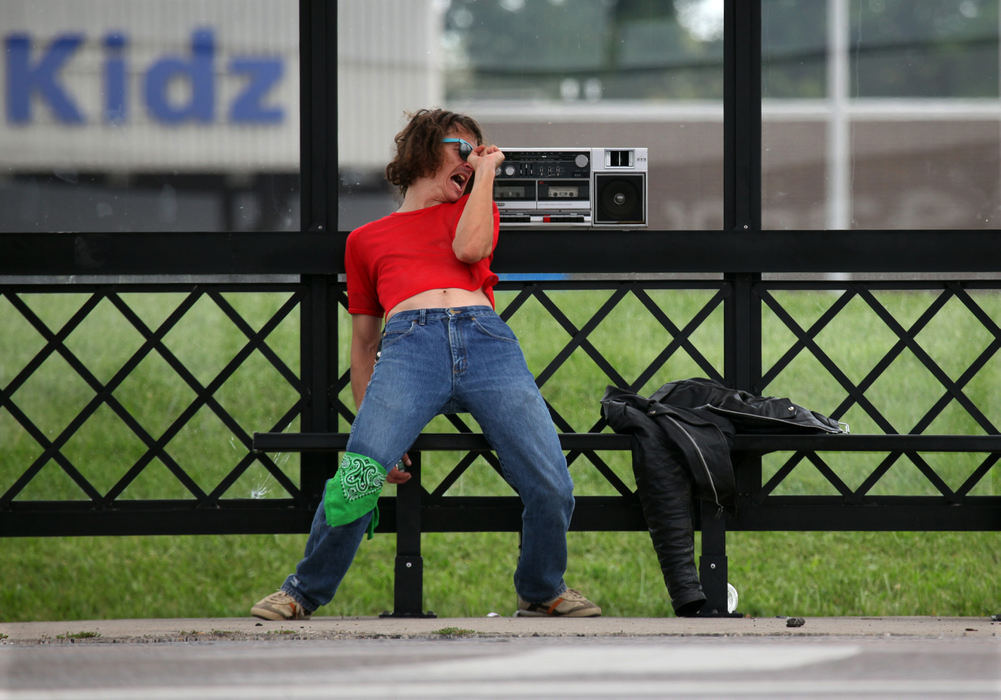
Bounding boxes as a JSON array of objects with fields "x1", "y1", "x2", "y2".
[
  {"x1": 432, "y1": 627, "x2": 477, "y2": 637},
  {"x1": 1, "y1": 286, "x2": 999, "y2": 622},
  {"x1": 57, "y1": 631, "x2": 101, "y2": 640}
]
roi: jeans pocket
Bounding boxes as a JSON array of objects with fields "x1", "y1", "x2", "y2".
[
  {"x1": 471, "y1": 314, "x2": 520, "y2": 344},
  {"x1": 380, "y1": 319, "x2": 417, "y2": 351}
]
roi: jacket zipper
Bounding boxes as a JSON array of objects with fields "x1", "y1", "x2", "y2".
[
  {"x1": 702, "y1": 405, "x2": 843, "y2": 433},
  {"x1": 661, "y1": 413, "x2": 721, "y2": 510}
]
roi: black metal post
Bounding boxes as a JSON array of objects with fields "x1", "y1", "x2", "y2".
[
  {"x1": 705, "y1": 0, "x2": 763, "y2": 616},
  {"x1": 382, "y1": 452, "x2": 436, "y2": 618},
  {"x1": 723, "y1": 0, "x2": 762, "y2": 235},
  {"x1": 300, "y1": 0, "x2": 335, "y2": 235},
  {"x1": 698, "y1": 504, "x2": 731, "y2": 615},
  {"x1": 298, "y1": 0, "x2": 340, "y2": 509}
]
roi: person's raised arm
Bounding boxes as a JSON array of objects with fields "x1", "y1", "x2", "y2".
[{"x1": 452, "y1": 145, "x2": 504, "y2": 263}]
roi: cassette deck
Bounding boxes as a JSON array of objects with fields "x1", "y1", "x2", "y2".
[{"x1": 493, "y1": 147, "x2": 647, "y2": 227}]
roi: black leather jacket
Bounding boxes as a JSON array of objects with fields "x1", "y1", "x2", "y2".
[{"x1": 600, "y1": 377, "x2": 843, "y2": 616}]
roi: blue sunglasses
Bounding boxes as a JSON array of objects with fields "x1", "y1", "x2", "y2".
[{"x1": 442, "y1": 137, "x2": 475, "y2": 161}]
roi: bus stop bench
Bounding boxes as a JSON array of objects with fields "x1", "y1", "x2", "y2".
[
  {"x1": 252, "y1": 431, "x2": 1001, "y2": 616},
  {"x1": 253, "y1": 430, "x2": 1001, "y2": 454}
]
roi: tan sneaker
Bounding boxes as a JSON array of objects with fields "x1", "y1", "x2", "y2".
[
  {"x1": 516, "y1": 588, "x2": 601, "y2": 617},
  {"x1": 251, "y1": 591, "x2": 311, "y2": 620}
]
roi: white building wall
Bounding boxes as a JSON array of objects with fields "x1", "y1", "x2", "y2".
[
  {"x1": 0, "y1": 0, "x2": 299, "y2": 172},
  {"x1": 0, "y1": 0, "x2": 444, "y2": 173},
  {"x1": 336, "y1": 0, "x2": 444, "y2": 172}
]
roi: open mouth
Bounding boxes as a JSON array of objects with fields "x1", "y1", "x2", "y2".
[{"x1": 450, "y1": 172, "x2": 468, "y2": 190}]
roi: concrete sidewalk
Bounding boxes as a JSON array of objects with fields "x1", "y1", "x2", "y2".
[{"x1": 2, "y1": 615, "x2": 999, "y2": 644}]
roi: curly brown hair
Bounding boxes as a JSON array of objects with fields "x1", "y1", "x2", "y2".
[{"x1": 384, "y1": 108, "x2": 484, "y2": 195}]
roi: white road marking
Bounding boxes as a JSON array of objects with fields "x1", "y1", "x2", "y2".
[{"x1": 400, "y1": 643, "x2": 861, "y2": 679}]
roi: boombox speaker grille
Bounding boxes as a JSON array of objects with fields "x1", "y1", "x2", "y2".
[{"x1": 595, "y1": 173, "x2": 645, "y2": 224}]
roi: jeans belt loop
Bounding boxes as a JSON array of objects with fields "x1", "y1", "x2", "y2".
[{"x1": 418, "y1": 308, "x2": 427, "y2": 326}]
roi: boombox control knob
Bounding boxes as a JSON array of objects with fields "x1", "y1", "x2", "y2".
[
  {"x1": 504, "y1": 165, "x2": 516, "y2": 176},
  {"x1": 575, "y1": 154, "x2": 589, "y2": 169}
]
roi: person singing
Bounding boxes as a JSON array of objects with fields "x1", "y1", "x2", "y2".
[{"x1": 251, "y1": 108, "x2": 601, "y2": 620}]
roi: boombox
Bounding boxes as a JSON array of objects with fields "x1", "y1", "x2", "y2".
[{"x1": 493, "y1": 147, "x2": 647, "y2": 227}]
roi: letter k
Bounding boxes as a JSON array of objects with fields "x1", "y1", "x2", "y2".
[{"x1": 6, "y1": 33, "x2": 85, "y2": 124}]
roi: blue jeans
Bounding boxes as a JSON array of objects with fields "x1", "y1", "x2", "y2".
[{"x1": 281, "y1": 306, "x2": 574, "y2": 611}]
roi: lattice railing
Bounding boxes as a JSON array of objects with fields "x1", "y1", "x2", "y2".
[
  {"x1": 1, "y1": 284, "x2": 306, "y2": 518},
  {"x1": 2, "y1": 274, "x2": 999, "y2": 535},
  {"x1": 753, "y1": 280, "x2": 1001, "y2": 505}
]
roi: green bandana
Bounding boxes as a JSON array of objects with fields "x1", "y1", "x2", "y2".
[{"x1": 323, "y1": 452, "x2": 386, "y2": 539}]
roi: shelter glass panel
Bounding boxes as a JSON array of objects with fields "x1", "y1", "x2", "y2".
[
  {"x1": 337, "y1": 0, "x2": 725, "y2": 232},
  {"x1": 762, "y1": 0, "x2": 1001, "y2": 230}
]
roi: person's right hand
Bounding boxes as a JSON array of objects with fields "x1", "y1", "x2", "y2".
[
  {"x1": 386, "y1": 453, "x2": 412, "y2": 484},
  {"x1": 468, "y1": 144, "x2": 505, "y2": 172}
]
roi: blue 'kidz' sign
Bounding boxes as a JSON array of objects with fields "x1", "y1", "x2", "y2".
[{"x1": 5, "y1": 29, "x2": 285, "y2": 125}]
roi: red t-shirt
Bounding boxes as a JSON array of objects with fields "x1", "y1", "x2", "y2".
[{"x1": 345, "y1": 195, "x2": 500, "y2": 317}]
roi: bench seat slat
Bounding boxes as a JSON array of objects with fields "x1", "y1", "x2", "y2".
[{"x1": 253, "y1": 432, "x2": 1001, "y2": 453}]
